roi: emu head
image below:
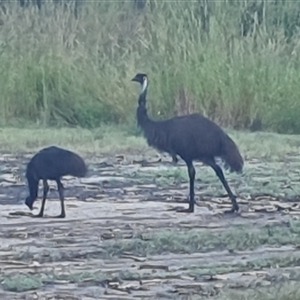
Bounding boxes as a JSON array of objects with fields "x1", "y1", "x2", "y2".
[
  {"x1": 132, "y1": 73, "x2": 148, "y2": 106},
  {"x1": 132, "y1": 73, "x2": 148, "y2": 89},
  {"x1": 25, "y1": 196, "x2": 35, "y2": 210}
]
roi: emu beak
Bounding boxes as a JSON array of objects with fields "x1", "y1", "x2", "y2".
[
  {"x1": 25, "y1": 198, "x2": 34, "y2": 210},
  {"x1": 26, "y1": 203, "x2": 33, "y2": 210}
]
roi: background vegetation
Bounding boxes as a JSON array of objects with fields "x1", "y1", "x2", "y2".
[{"x1": 1, "y1": 0, "x2": 300, "y2": 133}]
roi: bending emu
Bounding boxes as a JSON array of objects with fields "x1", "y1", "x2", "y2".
[
  {"x1": 131, "y1": 73, "x2": 244, "y2": 213},
  {"x1": 25, "y1": 146, "x2": 87, "y2": 218}
]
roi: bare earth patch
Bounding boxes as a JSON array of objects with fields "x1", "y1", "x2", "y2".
[{"x1": 0, "y1": 151, "x2": 300, "y2": 299}]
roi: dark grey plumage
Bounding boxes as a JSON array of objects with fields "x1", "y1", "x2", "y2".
[
  {"x1": 25, "y1": 146, "x2": 87, "y2": 218},
  {"x1": 132, "y1": 73, "x2": 243, "y2": 213}
]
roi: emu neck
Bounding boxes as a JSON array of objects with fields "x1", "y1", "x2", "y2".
[
  {"x1": 136, "y1": 83, "x2": 170, "y2": 154},
  {"x1": 136, "y1": 85, "x2": 153, "y2": 129},
  {"x1": 27, "y1": 175, "x2": 38, "y2": 201},
  {"x1": 137, "y1": 105, "x2": 153, "y2": 128}
]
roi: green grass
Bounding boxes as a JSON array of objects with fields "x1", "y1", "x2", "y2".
[
  {"x1": 3, "y1": 252, "x2": 300, "y2": 294},
  {"x1": 11, "y1": 220, "x2": 300, "y2": 263},
  {"x1": 217, "y1": 283, "x2": 300, "y2": 300},
  {"x1": 1, "y1": 1, "x2": 300, "y2": 132},
  {"x1": 1, "y1": 274, "x2": 42, "y2": 292},
  {"x1": 1, "y1": 126, "x2": 300, "y2": 161},
  {"x1": 102, "y1": 222, "x2": 300, "y2": 258},
  {"x1": 3, "y1": 254, "x2": 300, "y2": 293},
  {"x1": 0, "y1": 125, "x2": 145, "y2": 154}
]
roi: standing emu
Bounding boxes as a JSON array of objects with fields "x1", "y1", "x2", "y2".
[
  {"x1": 25, "y1": 146, "x2": 87, "y2": 218},
  {"x1": 131, "y1": 73, "x2": 244, "y2": 213}
]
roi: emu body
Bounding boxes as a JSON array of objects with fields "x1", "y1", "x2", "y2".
[
  {"x1": 132, "y1": 73, "x2": 243, "y2": 213},
  {"x1": 25, "y1": 146, "x2": 87, "y2": 218}
]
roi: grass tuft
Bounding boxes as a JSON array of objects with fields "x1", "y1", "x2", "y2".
[
  {"x1": 218, "y1": 283, "x2": 300, "y2": 300},
  {"x1": 0, "y1": 1, "x2": 300, "y2": 132},
  {"x1": 1, "y1": 274, "x2": 42, "y2": 292}
]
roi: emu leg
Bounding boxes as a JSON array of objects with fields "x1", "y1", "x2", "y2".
[
  {"x1": 177, "y1": 162, "x2": 195, "y2": 213},
  {"x1": 206, "y1": 160, "x2": 239, "y2": 213},
  {"x1": 171, "y1": 154, "x2": 178, "y2": 164},
  {"x1": 33, "y1": 180, "x2": 49, "y2": 218},
  {"x1": 56, "y1": 180, "x2": 66, "y2": 218}
]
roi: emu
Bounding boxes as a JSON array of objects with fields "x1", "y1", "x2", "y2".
[
  {"x1": 131, "y1": 73, "x2": 244, "y2": 214},
  {"x1": 25, "y1": 146, "x2": 87, "y2": 218}
]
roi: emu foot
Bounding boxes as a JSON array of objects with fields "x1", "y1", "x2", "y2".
[
  {"x1": 176, "y1": 207, "x2": 194, "y2": 213},
  {"x1": 224, "y1": 206, "x2": 239, "y2": 215},
  {"x1": 32, "y1": 214, "x2": 43, "y2": 218},
  {"x1": 54, "y1": 213, "x2": 66, "y2": 219}
]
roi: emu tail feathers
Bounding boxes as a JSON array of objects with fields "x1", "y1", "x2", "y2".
[
  {"x1": 221, "y1": 134, "x2": 243, "y2": 173},
  {"x1": 71, "y1": 155, "x2": 88, "y2": 178}
]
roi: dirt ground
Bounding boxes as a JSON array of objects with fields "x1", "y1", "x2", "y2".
[{"x1": 0, "y1": 152, "x2": 299, "y2": 299}]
